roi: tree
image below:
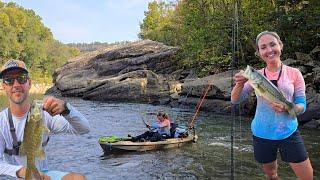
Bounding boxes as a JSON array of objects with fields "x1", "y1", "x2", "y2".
[{"x1": 0, "y1": 2, "x2": 80, "y2": 83}]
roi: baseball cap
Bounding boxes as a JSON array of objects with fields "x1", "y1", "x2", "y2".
[{"x1": 0, "y1": 59, "x2": 29, "y2": 78}]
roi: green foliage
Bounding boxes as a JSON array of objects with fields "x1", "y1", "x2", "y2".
[
  {"x1": 0, "y1": 2, "x2": 80, "y2": 83},
  {"x1": 139, "y1": 1, "x2": 177, "y2": 45},
  {"x1": 270, "y1": 0, "x2": 320, "y2": 58},
  {"x1": 140, "y1": 0, "x2": 320, "y2": 76}
]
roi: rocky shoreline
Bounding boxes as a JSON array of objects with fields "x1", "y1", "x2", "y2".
[{"x1": 47, "y1": 40, "x2": 320, "y2": 129}]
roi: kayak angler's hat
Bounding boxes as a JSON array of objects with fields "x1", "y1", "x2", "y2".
[{"x1": 0, "y1": 59, "x2": 29, "y2": 78}]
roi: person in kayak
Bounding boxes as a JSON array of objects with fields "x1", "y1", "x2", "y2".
[{"x1": 131, "y1": 111, "x2": 171, "y2": 142}]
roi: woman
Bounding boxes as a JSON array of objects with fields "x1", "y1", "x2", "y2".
[
  {"x1": 231, "y1": 31, "x2": 313, "y2": 179},
  {"x1": 131, "y1": 111, "x2": 171, "y2": 142}
]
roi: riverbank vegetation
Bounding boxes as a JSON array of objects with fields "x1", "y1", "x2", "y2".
[{"x1": 139, "y1": 0, "x2": 320, "y2": 76}]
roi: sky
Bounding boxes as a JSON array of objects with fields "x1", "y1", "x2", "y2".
[{"x1": 2, "y1": 0, "x2": 154, "y2": 43}]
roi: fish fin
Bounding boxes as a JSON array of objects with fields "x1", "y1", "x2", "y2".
[
  {"x1": 39, "y1": 149, "x2": 46, "y2": 160},
  {"x1": 26, "y1": 164, "x2": 39, "y2": 180},
  {"x1": 19, "y1": 145, "x2": 26, "y2": 156},
  {"x1": 32, "y1": 166, "x2": 42, "y2": 180},
  {"x1": 25, "y1": 167, "x2": 32, "y2": 180},
  {"x1": 255, "y1": 84, "x2": 265, "y2": 96},
  {"x1": 44, "y1": 126, "x2": 50, "y2": 133},
  {"x1": 42, "y1": 125, "x2": 50, "y2": 134},
  {"x1": 286, "y1": 102, "x2": 297, "y2": 117}
]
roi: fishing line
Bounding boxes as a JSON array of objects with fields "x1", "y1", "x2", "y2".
[
  {"x1": 235, "y1": 1, "x2": 244, "y2": 179},
  {"x1": 230, "y1": 0, "x2": 241, "y2": 179}
]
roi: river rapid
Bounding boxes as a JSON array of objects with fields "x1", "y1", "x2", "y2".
[{"x1": 0, "y1": 97, "x2": 319, "y2": 179}]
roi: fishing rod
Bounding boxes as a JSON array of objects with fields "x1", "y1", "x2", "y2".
[
  {"x1": 141, "y1": 115, "x2": 148, "y2": 126},
  {"x1": 188, "y1": 84, "x2": 212, "y2": 129},
  {"x1": 140, "y1": 114, "x2": 151, "y2": 130},
  {"x1": 138, "y1": 104, "x2": 151, "y2": 130},
  {"x1": 230, "y1": 0, "x2": 240, "y2": 179}
]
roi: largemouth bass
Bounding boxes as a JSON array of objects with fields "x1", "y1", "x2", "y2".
[
  {"x1": 242, "y1": 65, "x2": 298, "y2": 117},
  {"x1": 20, "y1": 100, "x2": 49, "y2": 180}
]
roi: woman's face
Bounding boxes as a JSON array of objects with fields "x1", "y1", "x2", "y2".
[{"x1": 257, "y1": 34, "x2": 283, "y2": 64}]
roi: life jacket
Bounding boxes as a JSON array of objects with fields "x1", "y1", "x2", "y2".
[
  {"x1": 170, "y1": 123, "x2": 178, "y2": 138},
  {"x1": 174, "y1": 125, "x2": 188, "y2": 138}
]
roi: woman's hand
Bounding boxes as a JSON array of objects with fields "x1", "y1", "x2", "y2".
[
  {"x1": 231, "y1": 70, "x2": 248, "y2": 102},
  {"x1": 234, "y1": 70, "x2": 248, "y2": 86},
  {"x1": 270, "y1": 102, "x2": 287, "y2": 113}
]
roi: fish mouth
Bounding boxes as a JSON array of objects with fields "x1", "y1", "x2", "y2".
[{"x1": 243, "y1": 65, "x2": 253, "y2": 78}]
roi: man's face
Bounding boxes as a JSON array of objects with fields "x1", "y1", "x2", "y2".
[{"x1": 2, "y1": 69, "x2": 31, "y2": 105}]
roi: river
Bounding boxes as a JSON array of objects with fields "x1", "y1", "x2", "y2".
[{"x1": 0, "y1": 97, "x2": 319, "y2": 179}]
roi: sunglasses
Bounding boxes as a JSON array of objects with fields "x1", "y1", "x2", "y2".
[{"x1": 3, "y1": 75, "x2": 29, "y2": 85}]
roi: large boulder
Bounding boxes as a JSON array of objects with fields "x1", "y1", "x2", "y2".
[
  {"x1": 174, "y1": 70, "x2": 233, "y2": 112},
  {"x1": 49, "y1": 40, "x2": 180, "y2": 104}
]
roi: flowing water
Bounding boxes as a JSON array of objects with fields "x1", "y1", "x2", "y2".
[{"x1": 0, "y1": 97, "x2": 319, "y2": 179}]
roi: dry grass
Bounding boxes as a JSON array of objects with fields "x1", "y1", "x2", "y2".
[{"x1": 0, "y1": 92, "x2": 46, "y2": 109}]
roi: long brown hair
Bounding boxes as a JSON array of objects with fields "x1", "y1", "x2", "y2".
[{"x1": 157, "y1": 111, "x2": 169, "y2": 120}]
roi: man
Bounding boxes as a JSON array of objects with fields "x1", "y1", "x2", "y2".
[{"x1": 0, "y1": 59, "x2": 90, "y2": 180}]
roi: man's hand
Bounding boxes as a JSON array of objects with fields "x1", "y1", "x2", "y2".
[
  {"x1": 16, "y1": 167, "x2": 51, "y2": 180},
  {"x1": 43, "y1": 96, "x2": 67, "y2": 116},
  {"x1": 39, "y1": 172, "x2": 51, "y2": 180},
  {"x1": 16, "y1": 167, "x2": 26, "y2": 179}
]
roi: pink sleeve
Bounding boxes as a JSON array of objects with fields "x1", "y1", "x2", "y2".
[
  {"x1": 164, "y1": 119, "x2": 171, "y2": 126},
  {"x1": 292, "y1": 68, "x2": 306, "y2": 97}
]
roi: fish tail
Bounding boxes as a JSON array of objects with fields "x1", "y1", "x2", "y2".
[
  {"x1": 25, "y1": 166, "x2": 33, "y2": 180},
  {"x1": 25, "y1": 162, "x2": 42, "y2": 180},
  {"x1": 287, "y1": 103, "x2": 298, "y2": 117},
  {"x1": 288, "y1": 108, "x2": 297, "y2": 117},
  {"x1": 32, "y1": 166, "x2": 42, "y2": 180}
]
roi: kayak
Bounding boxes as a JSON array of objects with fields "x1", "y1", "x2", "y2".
[{"x1": 99, "y1": 134, "x2": 198, "y2": 154}]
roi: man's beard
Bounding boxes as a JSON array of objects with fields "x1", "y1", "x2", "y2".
[{"x1": 10, "y1": 90, "x2": 28, "y2": 105}]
